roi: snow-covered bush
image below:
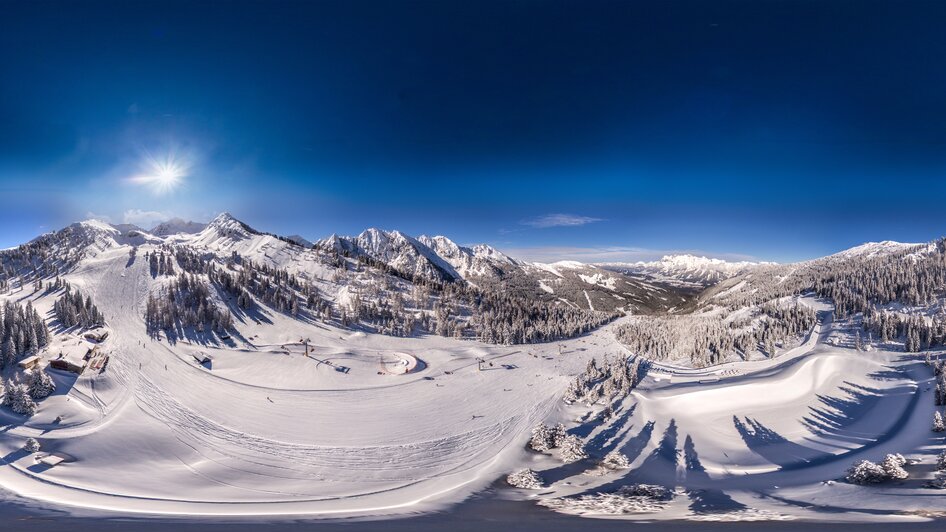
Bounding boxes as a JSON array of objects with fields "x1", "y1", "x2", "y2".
[
  {"x1": 559, "y1": 434, "x2": 588, "y2": 463},
  {"x1": 28, "y1": 369, "x2": 55, "y2": 399},
  {"x1": 506, "y1": 469, "x2": 544, "y2": 489},
  {"x1": 881, "y1": 453, "x2": 909, "y2": 480},
  {"x1": 0, "y1": 378, "x2": 7, "y2": 406},
  {"x1": 933, "y1": 411, "x2": 946, "y2": 433},
  {"x1": 846, "y1": 454, "x2": 910, "y2": 484},
  {"x1": 846, "y1": 460, "x2": 889, "y2": 484},
  {"x1": 528, "y1": 423, "x2": 566, "y2": 452},
  {"x1": 601, "y1": 450, "x2": 631, "y2": 469},
  {"x1": 23, "y1": 438, "x2": 40, "y2": 453},
  {"x1": 936, "y1": 450, "x2": 946, "y2": 472}
]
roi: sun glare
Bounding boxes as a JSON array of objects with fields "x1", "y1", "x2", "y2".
[{"x1": 129, "y1": 151, "x2": 190, "y2": 195}]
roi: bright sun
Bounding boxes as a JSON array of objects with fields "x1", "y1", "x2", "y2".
[
  {"x1": 130, "y1": 152, "x2": 190, "y2": 195},
  {"x1": 156, "y1": 162, "x2": 182, "y2": 187}
]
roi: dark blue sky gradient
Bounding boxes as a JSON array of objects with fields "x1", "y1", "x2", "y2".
[{"x1": 2, "y1": 0, "x2": 946, "y2": 261}]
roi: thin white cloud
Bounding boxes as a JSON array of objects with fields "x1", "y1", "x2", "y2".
[
  {"x1": 123, "y1": 209, "x2": 172, "y2": 228},
  {"x1": 521, "y1": 213, "x2": 603, "y2": 229}
]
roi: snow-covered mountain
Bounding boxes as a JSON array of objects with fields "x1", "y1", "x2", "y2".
[
  {"x1": 825, "y1": 240, "x2": 927, "y2": 260},
  {"x1": 416, "y1": 235, "x2": 520, "y2": 278},
  {"x1": 316, "y1": 228, "x2": 462, "y2": 281},
  {"x1": 602, "y1": 254, "x2": 766, "y2": 288},
  {"x1": 316, "y1": 229, "x2": 689, "y2": 313},
  {"x1": 10, "y1": 213, "x2": 939, "y2": 318}
]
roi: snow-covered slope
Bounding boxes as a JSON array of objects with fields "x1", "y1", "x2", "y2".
[
  {"x1": 150, "y1": 218, "x2": 207, "y2": 236},
  {"x1": 285, "y1": 234, "x2": 313, "y2": 248}
]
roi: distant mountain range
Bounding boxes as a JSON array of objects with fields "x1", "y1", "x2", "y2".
[{"x1": 13, "y1": 212, "x2": 927, "y2": 317}]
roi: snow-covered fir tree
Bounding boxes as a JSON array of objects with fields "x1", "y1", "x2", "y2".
[
  {"x1": 28, "y1": 369, "x2": 55, "y2": 399},
  {"x1": 934, "y1": 411, "x2": 946, "y2": 433},
  {"x1": 8, "y1": 384, "x2": 37, "y2": 416}
]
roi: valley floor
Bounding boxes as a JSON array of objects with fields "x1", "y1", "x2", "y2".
[{"x1": 1, "y1": 246, "x2": 945, "y2": 523}]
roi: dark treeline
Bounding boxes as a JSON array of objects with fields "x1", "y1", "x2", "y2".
[{"x1": 170, "y1": 244, "x2": 620, "y2": 345}]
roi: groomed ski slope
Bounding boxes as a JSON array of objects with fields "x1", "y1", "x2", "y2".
[{"x1": 0, "y1": 244, "x2": 944, "y2": 521}]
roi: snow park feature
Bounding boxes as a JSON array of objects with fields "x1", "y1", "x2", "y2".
[{"x1": 0, "y1": 214, "x2": 945, "y2": 528}]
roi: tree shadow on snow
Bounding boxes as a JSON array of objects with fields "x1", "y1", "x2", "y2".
[
  {"x1": 800, "y1": 383, "x2": 890, "y2": 447},
  {"x1": 733, "y1": 416, "x2": 822, "y2": 469},
  {"x1": 567, "y1": 402, "x2": 637, "y2": 455},
  {"x1": 683, "y1": 434, "x2": 747, "y2": 514},
  {"x1": 586, "y1": 404, "x2": 638, "y2": 456},
  {"x1": 621, "y1": 419, "x2": 679, "y2": 486}
]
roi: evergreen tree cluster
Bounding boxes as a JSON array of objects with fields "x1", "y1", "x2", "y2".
[
  {"x1": 470, "y1": 290, "x2": 619, "y2": 344},
  {"x1": 148, "y1": 250, "x2": 176, "y2": 277},
  {"x1": 564, "y1": 356, "x2": 644, "y2": 405},
  {"x1": 328, "y1": 260, "x2": 616, "y2": 344},
  {"x1": 2, "y1": 382, "x2": 37, "y2": 416},
  {"x1": 53, "y1": 281, "x2": 105, "y2": 329},
  {"x1": 1, "y1": 300, "x2": 50, "y2": 367},
  {"x1": 614, "y1": 303, "x2": 816, "y2": 367},
  {"x1": 173, "y1": 247, "x2": 330, "y2": 319},
  {"x1": 863, "y1": 308, "x2": 946, "y2": 352},
  {"x1": 145, "y1": 273, "x2": 233, "y2": 335}
]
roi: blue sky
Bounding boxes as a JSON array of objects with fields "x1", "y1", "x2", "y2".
[{"x1": 2, "y1": 0, "x2": 946, "y2": 262}]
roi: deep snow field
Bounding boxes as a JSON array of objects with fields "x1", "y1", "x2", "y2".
[{"x1": 1, "y1": 243, "x2": 945, "y2": 525}]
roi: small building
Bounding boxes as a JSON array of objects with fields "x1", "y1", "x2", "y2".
[
  {"x1": 18, "y1": 355, "x2": 41, "y2": 370},
  {"x1": 49, "y1": 345, "x2": 92, "y2": 374},
  {"x1": 50, "y1": 357, "x2": 86, "y2": 374}
]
